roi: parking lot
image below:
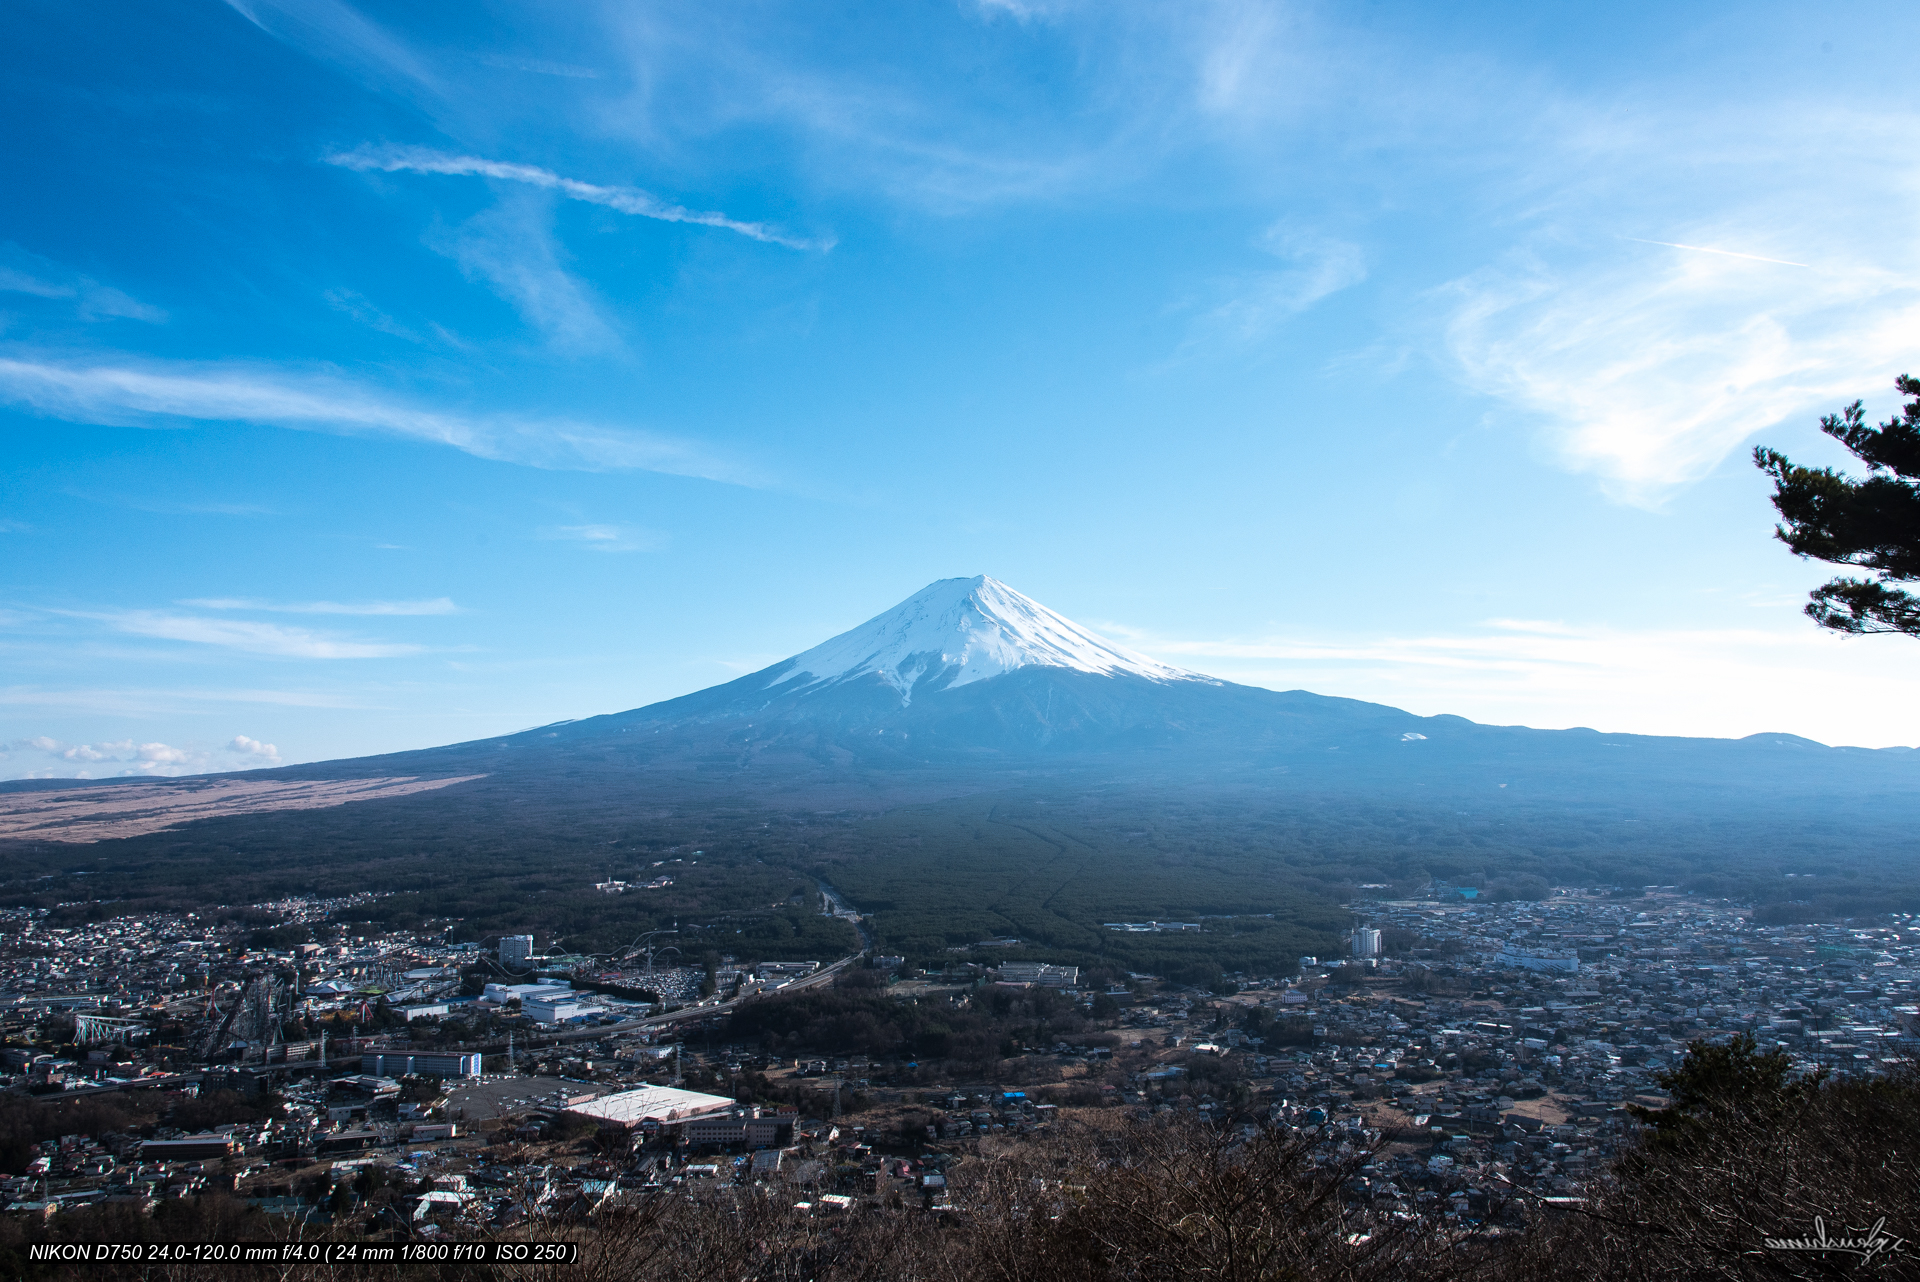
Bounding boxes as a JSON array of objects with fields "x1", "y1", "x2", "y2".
[{"x1": 444, "y1": 1074, "x2": 614, "y2": 1123}]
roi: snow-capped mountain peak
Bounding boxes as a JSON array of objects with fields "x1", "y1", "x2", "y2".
[{"x1": 769, "y1": 575, "x2": 1204, "y2": 702}]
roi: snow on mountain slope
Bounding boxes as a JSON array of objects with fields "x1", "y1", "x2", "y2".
[{"x1": 769, "y1": 575, "x2": 1208, "y2": 703}]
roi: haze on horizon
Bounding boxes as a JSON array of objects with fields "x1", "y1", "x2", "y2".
[{"x1": 6, "y1": 0, "x2": 1920, "y2": 781}]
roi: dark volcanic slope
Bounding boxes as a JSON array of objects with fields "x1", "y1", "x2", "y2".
[
  {"x1": 8, "y1": 576, "x2": 1916, "y2": 953},
  {"x1": 8, "y1": 568, "x2": 1919, "y2": 902},
  {"x1": 5, "y1": 659, "x2": 1914, "y2": 824},
  {"x1": 5, "y1": 663, "x2": 1918, "y2": 939},
  {"x1": 246, "y1": 661, "x2": 1916, "y2": 813}
]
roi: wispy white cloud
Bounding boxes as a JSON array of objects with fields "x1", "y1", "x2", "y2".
[
  {"x1": 1182, "y1": 224, "x2": 1366, "y2": 354},
  {"x1": 66, "y1": 491, "x2": 277, "y2": 517},
  {"x1": 322, "y1": 287, "x2": 425, "y2": 341},
  {"x1": 427, "y1": 196, "x2": 623, "y2": 353},
  {"x1": 329, "y1": 145, "x2": 834, "y2": 251},
  {"x1": 861, "y1": 9, "x2": 1920, "y2": 505},
  {"x1": 1434, "y1": 102, "x2": 1920, "y2": 504},
  {"x1": 969, "y1": 0, "x2": 1077, "y2": 22},
  {"x1": 1188, "y1": 1, "x2": 1330, "y2": 124},
  {"x1": 181, "y1": 597, "x2": 460, "y2": 616},
  {"x1": 83, "y1": 610, "x2": 424, "y2": 659},
  {"x1": 0, "y1": 243, "x2": 166, "y2": 323},
  {"x1": 0, "y1": 686, "x2": 368, "y2": 713},
  {"x1": 1444, "y1": 231, "x2": 1920, "y2": 503},
  {"x1": 222, "y1": 0, "x2": 441, "y2": 99},
  {"x1": 610, "y1": 35, "x2": 1119, "y2": 214},
  {"x1": 236, "y1": 0, "x2": 1120, "y2": 218},
  {"x1": 538, "y1": 523, "x2": 663, "y2": 553},
  {"x1": 189, "y1": 5, "x2": 1920, "y2": 513},
  {"x1": 0, "y1": 353, "x2": 760, "y2": 484},
  {"x1": 153, "y1": 501, "x2": 277, "y2": 516},
  {"x1": 476, "y1": 53, "x2": 601, "y2": 79}
]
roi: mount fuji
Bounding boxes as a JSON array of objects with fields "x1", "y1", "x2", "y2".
[
  {"x1": 265, "y1": 573, "x2": 1915, "y2": 810},
  {"x1": 453, "y1": 574, "x2": 1434, "y2": 769},
  {"x1": 8, "y1": 576, "x2": 1920, "y2": 930},
  {"x1": 9, "y1": 575, "x2": 1919, "y2": 842},
  {"x1": 768, "y1": 575, "x2": 1203, "y2": 700}
]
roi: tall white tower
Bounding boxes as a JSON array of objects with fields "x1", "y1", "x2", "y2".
[
  {"x1": 1350, "y1": 926, "x2": 1381, "y2": 958},
  {"x1": 499, "y1": 935, "x2": 534, "y2": 967}
]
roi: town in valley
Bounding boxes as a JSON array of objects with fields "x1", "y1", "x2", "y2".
[{"x1": 0, "y1": 878, "x2": 1910, "y2": 1237}]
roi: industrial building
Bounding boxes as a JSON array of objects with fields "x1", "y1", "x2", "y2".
[
  {"x1": 483, "y1": 981, "x2": 571, "y2": 1004},
  {"x1": 996, "y1": 962, "x2": 1080, "y2": 987},
  {"x1": 561, "y1": 1083, "x2": 736, "y2": 1131},
  {"x1": 317, "y1": 1129, "x2": 381, "y2": 1155},
  {"x1": 757, "y1": 961, "x2": 819, "y2": 978},
  {"x1": 359, "y1": 1051, "x2": 484, "y2": 1078},
  {"x1": 524, "y1": 994, "x2": 605, "y2": 1024},
  {"x1": 138, "y1": 1134, "x2": 237, "y2": 1161},
  {"x1": 682, "y1": 1105, "x2": 797, "y2": 1148}
]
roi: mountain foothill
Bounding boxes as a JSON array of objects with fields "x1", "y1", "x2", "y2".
[{"x1": 3, "y1": 576, "x2": 1914, "y2": 977}]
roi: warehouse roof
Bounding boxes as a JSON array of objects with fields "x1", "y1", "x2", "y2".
[{"x1": 563, "y1": 1084, "x2": 735, "y2": 1127}]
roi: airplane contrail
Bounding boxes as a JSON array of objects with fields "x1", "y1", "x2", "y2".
[{"x1": 1625, "y1": 237, "x2": 1808, "y2": 268}]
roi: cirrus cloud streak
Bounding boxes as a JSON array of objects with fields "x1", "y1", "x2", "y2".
[
  {"x1": 0, "y1": 354, "x2": 760, "y2": 485},
  {"x1": 181, "y1": 597, "x2": 461, "y2": 616},
  {"x1": 78, "y1": 609, "x2": 424, "y2": 660},
  {"x1": 537, "y1": 523, "x2": 663, "y2": 553},
  {"x1": 328, "y1": 146, "x2": 835, "y2": 252}
]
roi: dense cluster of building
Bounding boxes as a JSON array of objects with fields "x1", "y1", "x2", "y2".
[
  {"x1": 0, "y1": 884, "x2": 1912, "y2": 1235},
  {"x1": 1187, "y1": 887, "x2": 1920, "y2": 1217},
  {"x1": 0, "y1": 900, "x2": 830, "y2": 1085},
  {"x1": 1342, "y1": 887, "x2": 1919, "y2": 1081},
  {"x1": 0, "y1": 900, "x2": 843, "y2": 1220}
]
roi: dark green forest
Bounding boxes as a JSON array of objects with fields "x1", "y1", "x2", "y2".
[
  {"x1": 6, "y1": 751, "x2": 1919, "y2": 979},
  {"x1": 722, "y1": 977, "x2": 1100, "y2": 1062}
]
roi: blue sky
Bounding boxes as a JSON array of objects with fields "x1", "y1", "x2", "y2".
[{"x1": 7, "y1": 0, "x2": 1920, "y2": 779}]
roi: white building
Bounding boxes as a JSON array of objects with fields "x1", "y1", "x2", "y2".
[
  {"x1": 483, "y1": 981, "x2": 570, "y2": 1004},
  {"x1": 563, "y1": 1084, "x2": 736, "y2": 1131},
  {"x1": 1351, "y1": 927, "x2": 1382, "y2": 958},
  {"x1": 525, "y1": 995, "x2": 605, "y2": 1024},
  {"x1": 499, "y1": 935, "x2": 534, "y2": 967}
]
